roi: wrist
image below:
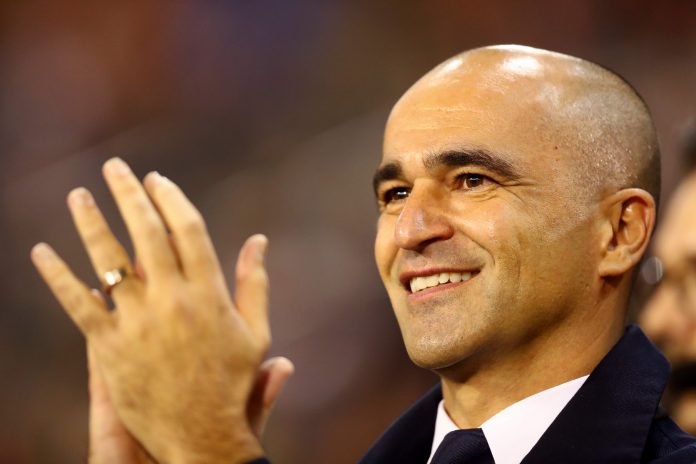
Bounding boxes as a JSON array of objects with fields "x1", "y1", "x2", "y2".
[{"x1": 169, "y1": 426, "x2": 264, "y2": 464}]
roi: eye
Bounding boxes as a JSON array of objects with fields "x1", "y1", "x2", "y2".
[
  {"x1": 456, "y1": 173, "x2": 490, "y2": 190},
  {"x1": 382, "y1": 186, "x2": 410, "y2": 204}
]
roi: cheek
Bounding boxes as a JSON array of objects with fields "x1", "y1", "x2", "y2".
[
  {"x1": 456, "y1": 202, "x2": 527, "y2": 271},
  {"x1": 511, "y1": 202, "x2": 598, "y2": 311},
  {"x1": 374, "y1": 215, "x2": 397, "y2": 280},
  {"x1": 458, "y1": 202, "x2": 548, "y2": 303}
]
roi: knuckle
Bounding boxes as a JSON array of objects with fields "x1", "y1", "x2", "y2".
[
  {"x1": 49, "y1": 265, "x2": 72, "y2": 290},
  {"x1": 130, "y1": 198, "x2": 153, "y2": 219},
  {"x1": 134, "y1": 220, "x2": 163, "y2": 242},
  {"x1": 117, "y1": 180, "x2": 141, "y2": 198},
  {"x1": 180, "y1": 213, "x2": 207, "y2": 237},
  {"x1": 143, "y1": 224, "x2": 162, "y2": 241},
  {"x1": 79, "y1": 313, "x2": 102, "y2": 334},
  {"x1": 248, "y1": 269, "x2": 269, "y2": 287},
  {"x1": 64, "y1": 288, "x2": 87, "y2": 311},
  {"x1": 81, "y1": 223, "x2": 110, "y2": 246}
]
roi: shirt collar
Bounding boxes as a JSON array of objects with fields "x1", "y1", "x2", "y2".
[
  {"x1": 523, "y1": 325, "x2": 670, "y2": 463},
  {"x1": 428, "y1": 376, "x2": 588, "y2": 464}
]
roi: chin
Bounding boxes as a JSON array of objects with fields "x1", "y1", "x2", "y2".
[
  {"x1": 396, "y1": 309, "x2": 491, "y2": 366},
  {"x1": 402, "y1": 333, "x2": 474, "y2": 371}
]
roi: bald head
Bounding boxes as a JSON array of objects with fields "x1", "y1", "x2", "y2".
[{"x1": 387, "y1": 45, "x2": 660, "y2": 208}]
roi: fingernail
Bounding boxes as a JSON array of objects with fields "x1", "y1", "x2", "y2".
[
  {"x1": 67, "y1": 187, "x2": 94, "y2": 207},
  {"x1": 104, "y1": 157, "x2": 129, "y2": 176},
  {"x1": 144, "y1": 171, "x2": 162, "y2": 188},
  {"x1": 254, "y1": 235, "x2": 268, "y2": 263},
  {"x1": 31, "y1": 242, "x2": 51, "y2": 263}
]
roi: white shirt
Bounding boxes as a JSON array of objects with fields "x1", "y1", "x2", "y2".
[{"x1": 427, "y1": 376, "x2": 589, "y2": 464}]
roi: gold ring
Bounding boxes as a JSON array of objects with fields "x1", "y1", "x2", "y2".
[{"x1": 102, "y1": 268, "x2": 131, "y2": 296}]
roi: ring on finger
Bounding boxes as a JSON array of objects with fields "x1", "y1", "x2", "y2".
[{"x1": 102, "y1": 267, "x2": 133, "y2": 296}]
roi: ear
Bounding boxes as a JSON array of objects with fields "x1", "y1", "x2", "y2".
[{"x1": 598, "y1": 188, "x2": 656, "y2": 277}]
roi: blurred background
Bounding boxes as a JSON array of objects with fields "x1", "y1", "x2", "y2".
[{"x1": 2, "y1": 1, "x2": 696, "y2": 462}]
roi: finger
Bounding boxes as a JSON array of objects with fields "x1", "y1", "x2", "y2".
[
  {"x1": 31, "y1": 243, "x2": 113, "y2": 335},
  {"x1": 235, "y1": 235, "x2": 270, "y2": 347},
  {"x1": 131, "y1": 235, "x2": 182, "y2": 279},
  {"x1": 67, "y1": 187, "x2": 141, "y2": 303},
  {"x1": 102, "y1": 158, "x2": 178, "y2": 284},
  {"x1": 249, "y1": 357, "x2": 295, "y2": 438},
  {"x1": 259, "y1": 357, "x2": 294, "y2": 409},
  {"x1": 142, "y1": 172, "x2": 225, "y2": 287}
]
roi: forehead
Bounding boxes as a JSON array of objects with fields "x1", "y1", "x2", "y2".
[
  {"x1": 655, "y1": 173, "x2": 696, "y2": 263},
  {"x1": 382, "y1": 55, "x2": 567, "y2": 174}
]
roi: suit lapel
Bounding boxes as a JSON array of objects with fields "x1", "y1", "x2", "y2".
[{"x1": 522, "y1": 325, "x2": 670, "y2": 463}]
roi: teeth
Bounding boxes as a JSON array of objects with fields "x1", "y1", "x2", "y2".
[
  {"x1": 426, "y1": 275, "x2": 439, "y2": 287},
  {"x1": 409, "y1": 272, "x2": 473, "y2": 293}
]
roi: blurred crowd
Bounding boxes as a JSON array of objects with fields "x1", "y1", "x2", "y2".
[{"x1": 2, "y1": 1, "x2": 696, "y2": 463}]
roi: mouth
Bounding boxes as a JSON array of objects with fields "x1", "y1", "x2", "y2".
[{"x1": 399, "y1": 269, "x2": 480, "y2": 295}]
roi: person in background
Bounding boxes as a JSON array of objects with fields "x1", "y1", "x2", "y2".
[{"x1": 640, "y1": 117, "x2": 696, "y2": 436}]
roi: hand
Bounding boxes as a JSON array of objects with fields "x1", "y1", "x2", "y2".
[
  {"x1": 31, "y1": 158, "x2": 291, "y2": 463},
  {"x1": 88, "y1": 341, "x2": 293, "y2": 464}
]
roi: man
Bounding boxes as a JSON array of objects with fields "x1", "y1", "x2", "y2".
[
  {"x1": 31, "y1": 45, "x2": 696, "y2": 463},
  {"x1": 363, "y1": 45, "x2": 695, "y2": 463},
  {"x1": 640, "y1": 119, "x2": 696, "y2": 435},
  {"x1": 640, "y1": 120, "x2": 696, "y2": 365}
]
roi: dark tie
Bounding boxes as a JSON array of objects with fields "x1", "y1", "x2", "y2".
[{"x1": 431, "y1": 428, "x2": 495, "y2": 463}]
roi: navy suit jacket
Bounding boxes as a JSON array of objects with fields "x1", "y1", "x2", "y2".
[{"x1": 359, "y1": 326, "x2": 696, "y2": 463}]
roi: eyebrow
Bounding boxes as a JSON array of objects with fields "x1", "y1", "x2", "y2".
[
  {"x1": 372, "y1": 162, "x2": 403, "y2": 196},
  {"x1": 372, "y1": 148, "x2": 521, "y2": 197}
]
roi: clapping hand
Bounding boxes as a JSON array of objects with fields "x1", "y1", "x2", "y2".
[{"x1": 31, "y1": 158, "x2": 293, "y2": 464}]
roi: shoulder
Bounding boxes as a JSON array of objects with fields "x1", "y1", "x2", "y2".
[{"x1": 642, "y1": 415, "x2": 696, "y2": 463}]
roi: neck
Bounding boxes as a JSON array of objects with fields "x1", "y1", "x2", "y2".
[{"x1": 438, "y1": 302, "x2": 625, "y2": 429}]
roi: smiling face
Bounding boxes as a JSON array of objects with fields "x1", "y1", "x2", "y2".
[{"x1": 374, "y1": 47, "x2": 625, "y2": 371}]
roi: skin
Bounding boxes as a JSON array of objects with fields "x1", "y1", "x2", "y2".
[
  {"x1": 31, "y1": 159, "x2": 294, "y2": 463},
  {"x1": 640, "y1": 170, "x2": 696, "y2": 365},
  {"x1": 374, "y1": 46, "x2": 656, "y2": 428},
  {"x1": 672, "y1": 391, "x2": 696, "y2": 436}
]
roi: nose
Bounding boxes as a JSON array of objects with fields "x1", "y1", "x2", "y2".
[{"x1": 394, "y1": 182, "x2": 454, "y2": 250}]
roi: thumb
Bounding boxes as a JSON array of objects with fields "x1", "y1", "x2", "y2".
[
  {"x1": 235, "y1": 234, "x2": 270, "y2": 348},
  {"x1": 248, "y1": 356, "x2": 295, "y2": 438}
]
